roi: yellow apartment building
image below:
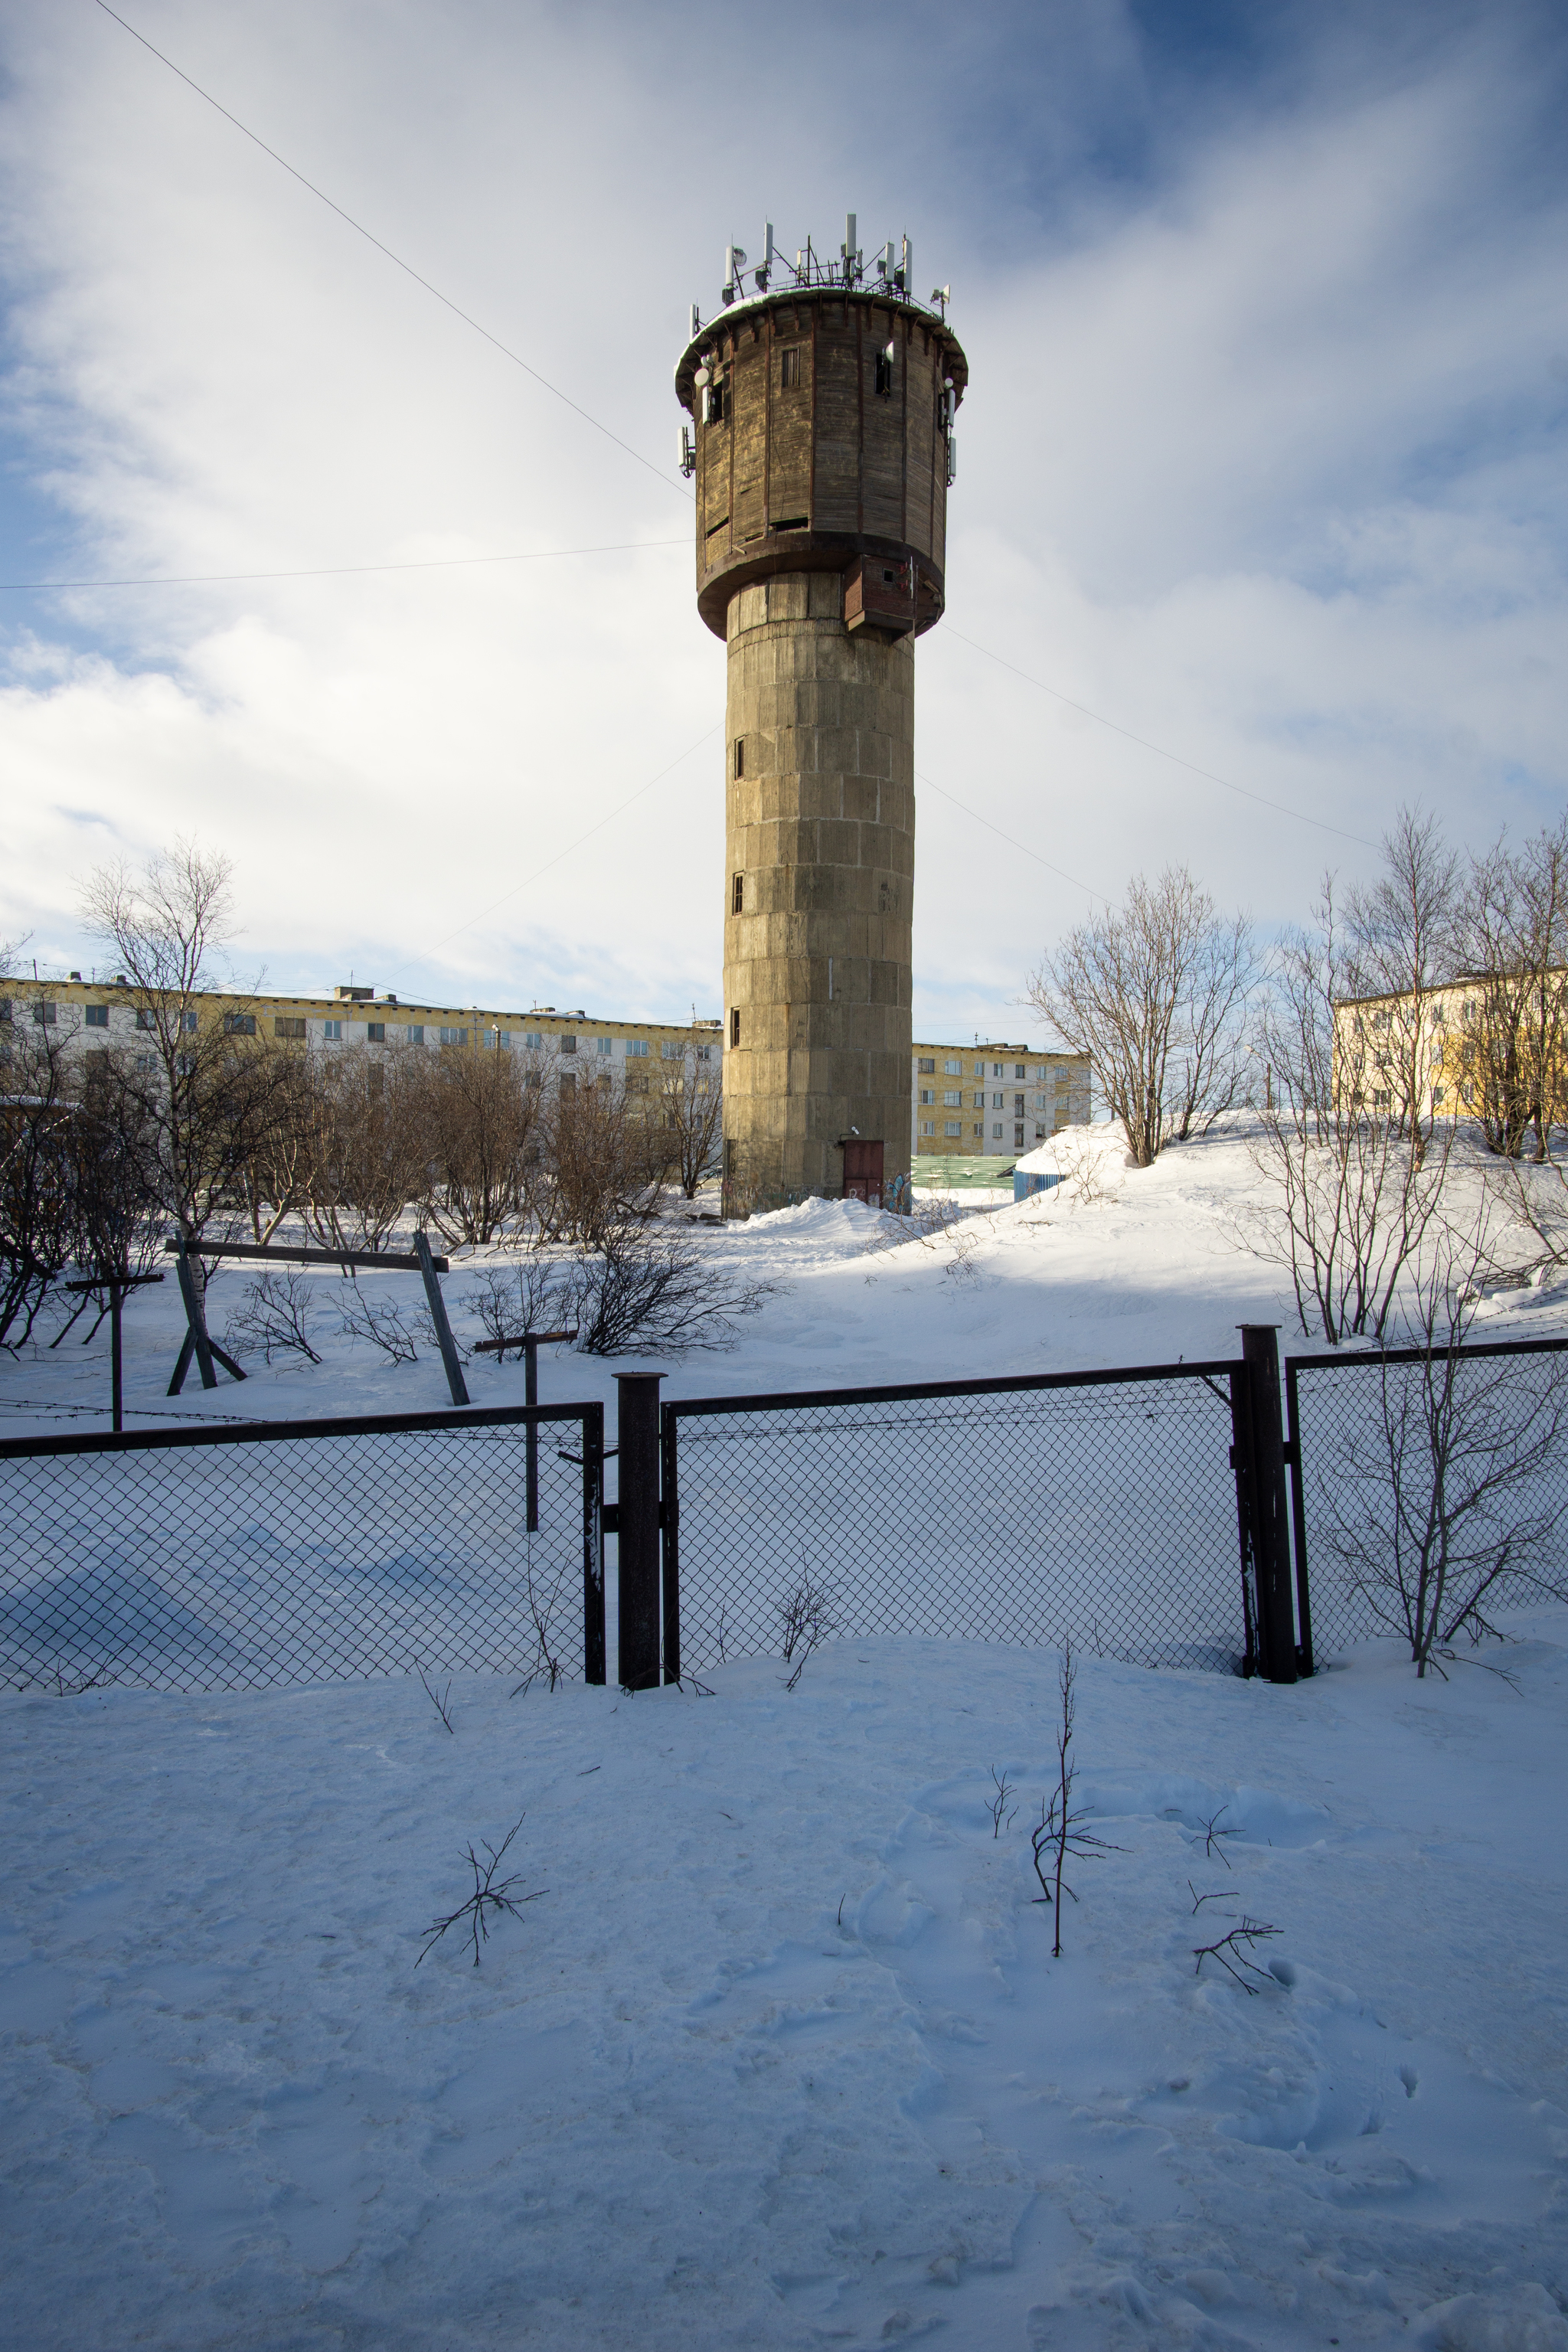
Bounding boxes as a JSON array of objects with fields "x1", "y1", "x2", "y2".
[{"x1": 911, "y1": 1040, "x2": 1092, "y2": 1158}]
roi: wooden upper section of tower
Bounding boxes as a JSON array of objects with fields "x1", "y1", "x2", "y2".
[{"x1": 675, "y1": 234, "x2": 968, "y2": 643}]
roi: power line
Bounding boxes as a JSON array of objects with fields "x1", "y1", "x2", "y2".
[
  {"x1": 942, "y1": 625, "x2": 1378, "y2": 851},
  {"x1": 0, "y1": 537, "x2": 688, "y2": 593},
  {"x1": 92, "y1": 1, "x2": 691, "y2": 502},
  {"x1": 916, "y1": 770, "x2": 1108, "y2": 903},
  {"x1": 390, "y1": 724, "x2": 721, "y2": 979}
]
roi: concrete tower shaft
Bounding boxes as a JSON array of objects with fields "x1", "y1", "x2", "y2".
[{"x1": 676, "y1": 268, "x2": 967, "y2": 1214}]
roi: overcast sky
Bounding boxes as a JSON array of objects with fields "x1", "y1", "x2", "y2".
[{"x1": 2, "y1": 0, "x2": 1564, "y2": 1041}]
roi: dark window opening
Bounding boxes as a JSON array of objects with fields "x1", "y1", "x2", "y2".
[
  {"x1": 779, "y1": 345, "x2": 801, "y2": 389},
  {"x1": 730, "y1": 1008, "x2": 741, "y2": 1047},
  {"x1": 874, "y1": 350, "x2": 893, "y2": 397},
  {"x1": 84, "y1": 1004, "x2": 109, "y2": 1027},
  {"x1": 734, "y1": 738, "x2": 745, "y2": 779},
  {"x1": 367, "y1": 1021, "x2": 385, "y2": 1043},
  {"x1": 274, "y1": 1016, "x2": 306, "y2": 1040},
  {"x1": 704, "y1": 381, "x2": 727, "y2": 425},
  {"x1": 222, "y1": 1012, "x2": 256, "y2": 1036},
  {"x1": 772, "y1": 516, "x2": 808, "y2": 533},
  {"x1": 733, "y1": 872, "x2": 744, "y2": 914}
]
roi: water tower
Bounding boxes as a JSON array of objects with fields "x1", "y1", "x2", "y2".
[{"x1": 675, "y1": 217, "x2": 968, "y2": 1216}]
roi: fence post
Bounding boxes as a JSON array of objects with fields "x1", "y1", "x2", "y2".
[
  {"x1": 1239, "y1": 1325, "x2": 1298, "y2": 1684},
  {"x1": 615, "y1": 1373, "x2": 663, "y2": 1691},
  {"x1": 661, "y1": 1405, "x2": 680, "y2": 1687},
  {"x1": 1282, "y1": 1355, "x2": 1315, "y2": 1677},
  {"x1": 413, "y1": 1232, "x2": 469, "y2": 1408},
  {"x1": 582, "y1": 1404, "x2": 606, "y2": 1686}
]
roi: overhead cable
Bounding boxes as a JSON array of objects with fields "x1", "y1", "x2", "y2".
[
  {"x1": 0, "y1": 537, "x2": 688, "y2": 593},
  {"x1": 92, "y1": 1, "x2": 691, "y2": 500}
]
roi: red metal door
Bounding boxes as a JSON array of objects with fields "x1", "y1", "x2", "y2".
[{"x1": 841, "y1": 1139, "x2": 884, "y2": 1208}]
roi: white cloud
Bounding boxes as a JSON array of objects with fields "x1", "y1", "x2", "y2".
[{"x1": 1, "y1": 2, "x2": 1564, "y2": 1040}]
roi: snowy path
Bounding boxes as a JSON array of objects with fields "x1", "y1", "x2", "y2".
[{"x1": 4, "y1": 1617, "x2": 1565, "y2": 2349}]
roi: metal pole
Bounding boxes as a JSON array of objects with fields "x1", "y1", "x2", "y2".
[
  {"x1": 615, "y1": 1372, "x2": 663, "y2": 1690},
  {"x1": 661, "y1": 1403, "x2": 681, "y2": 1685},
  {"x1": 582, "y1": 1404, "x2": 606, "y2": 1686},
  {"x1": 1283, "y1": 1355, "x2": 1315, "y2": 1677},
  {"x1": 1240, "y1": 1325, "x2": 1298, "y2": 1684},
  {"x1": 525, "y1": 1335, "x2": 540, "y2": 1533},
  {"x1": 110, "y1": 1281, "x2": 123, "y2": 1433}
]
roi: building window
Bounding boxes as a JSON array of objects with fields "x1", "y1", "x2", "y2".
[
  {"x1": 991, "y1": 1092, "x2": 1004, "y2": 1109},
  {"x1": 1014, "y1": 1123, "x2": 1025, "y2": 1146},
  {"x1": 734, "y1": 738, "x2": 745, "y2": 779},
  {"x1": 367, "y1": 1021, "x2": 386, "y2": 1043},
  {"x1": 780, "y1": 345, "x2": 801, "y2": 390},
  {"x1": 972, "y1": 1122, "x2": 983, "y2": 1137},
  {"x1": 662, "y1": 1040, "x2": 684, "y2": 1059},
  {"x1": 874, "y1": 346, "x2": 893, "y2": 397},
  {"x1": 84, "y1": 1004, "x2": 109, "y2": 1028},
  {"x1": 942, "y1": 1089, "x2": 961, "y2": 1107},
  {"x1": 917, "y1": 1057, "x2": 935, "y2": 1074},
  {"x1": 730, "y1": 1008, "x2": 741, "y2": 1047},
  {"x1": 438, "y1": 1025, "x2": 467, "y2": 1046},
  {"x1": 224, "y1": 1012, "x2": 256, "y2": 1036},
  {"x1": 919, "y1": 1089, "x2": 933, "y2": 1106},
  {"x1": 274, "y1": 1016, "x2": 306, "y2": 1040},
  {"x1": 694, "y1": 1044, "x2": 713, "y2": 1062},
  {"x1": 325, "y1": 1021, "x2": 344, "y2": 1040},
  {"x1": 597, "y1": 1037, "x2": 614, "y2": 1055},
  {"x1": 627, "y1": 1072, "x2": 648, "y2": 1095},
  {"x1": 1034, "y1": 1093, "x2": 1047, "y2": 1110},
  {"x1": 974, "y1": 1061, "x2": 985, "y2": 1076},
  {"x1": 1013, "y1": 1094, "x2": 1024, "y2": 1114},
  {"x1": 626, "y1": 1038, "x2": 649, "y2": 1057},
  {"x1": 135, "y1": 1052, "x2": 158, "y2": 1075},
  {"x1": 943, "y1": 1058, "x2": 962, "y2": 1076},
  {"x1": 31, "y1": 1002, "x2": 57, "y2": 1026},
  {"x1": 920, "y1": 1120, "x2": 935, "y2": 1137},
  {"x1": 524, "y1": 1031, "x2": 543, "y2": 1050},
  {"x1": 992, "y1": 1123, "x2": 1003, "y2": 1139},
  {"x1": 560, "y1": 1071, "x2": 577, "y2": 1097},
  {"x1": 733, "y1": 872, "x2": 744, "y2": 914},
  {"x1": 944, "y1": 1121, "x2": 962, "y2": 1137}
]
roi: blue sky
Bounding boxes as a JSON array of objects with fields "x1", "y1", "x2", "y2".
[{"x1": 2, "y1": 0, "x2": 1565, "y2": 1040}]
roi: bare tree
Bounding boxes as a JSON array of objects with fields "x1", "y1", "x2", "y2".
[
  {"x1": 655, "y1": 1028, "x2": 724, "y2": 1199},
  {"x1": 224, "y1": 1270, "x2": 324, "y2": 1365},
  {"x1": 0, "y1": 986, "x2": 76, "y2": 1347},
  {"x1": 1316, "y1": 1222, "x2": 1568, "y2": 1674},
  {"x1": 417, "y1": 1040, "x2": 543, "y2": 1246},
  {"x1": 1341, "y1": 805, "x2": 1461, "y2": 1168},
  {"x1": 1028, "y1": 866, "x2": 1253, "y2": 1168},
  {"x1": 462, "y1": 1257, "x2": 577, "y2": 1351},
  {"x1": 533, "y1": 1066, "x2": 669, "y2": 1246},
  {"x1": 79, "y1": 841, "x2": 292, "y2": 1248},
  {"x1": 1456, "y1": 818, "x2": 1568, "y2": 1162},
  {"x1": 1247, "y1": 877, "x2": 1453, "y2": 1344},
  {"x1": 301, "y1": 1046, "x2": 429, "y2": 1253}
]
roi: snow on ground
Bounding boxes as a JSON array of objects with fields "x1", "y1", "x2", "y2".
[
  {"x1": 3, "y1": 1613, "x2": 1566, "y2": 2349},
  {"x1": 6, "y1": 1116, "x2": 1566, "y2": 1444},
  {"x1": 5, "y1": 1118, "x2": 1568, "y2": 2344}
]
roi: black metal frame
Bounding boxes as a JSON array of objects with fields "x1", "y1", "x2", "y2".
[
  {"x1": 660, "y1": 1354, "x2": 1269, "y2": 1687},
  {"x1": 0, "y1": 1398, "x2": 606, "y2": 1690},
  {"x1": 1283, "y1": 1330, "x2": 1568, "y2": 1677}
]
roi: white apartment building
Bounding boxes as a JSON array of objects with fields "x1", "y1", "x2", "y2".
[{"x1": 911, "y1": 1040, "x2": 1093, "y2": 1157}]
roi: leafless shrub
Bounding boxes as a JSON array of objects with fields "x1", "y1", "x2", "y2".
[
  {"x1": 1318, "y1": 1226, "x2": 1568, "y2": 1674},
  {"x1": 509, "y1": 1543, "x2": 573, "y2": 1694},
  {"x1": 1029, "y1": 1639, "x2": 1123, "y2": 1956},
  {"x1": 1188, "y1": 1882, "x2": 1233, "y2": 1915},
  {"x1": 462, "y1": 1258, "x2": 577, "y2": 1353},
  {"x1": 415, "y1": 1815, "x2": 544, "y2": 1967},
  {"x1": 988, "y1": 1767, "x2": 1017, "y2": 1838},
  {"x1": 337, "y1": 1285, "x2": 420, "y2": 1364},
  {"x1": 574, "y1": 1226, "x2": 775, "y2": 1357},
  {"x1": 224, "y1": 1269, "x2": 324, "y2": 1364},
  {"x1": 655, "y1": 1028, "x2": 725, "y2": 1199},
  {"x1": 779, "y1": 1571, "x2": 835, "y2": 1690},
  {"x1": 1193, "y1": 1917, "x2": 1282, "y2": 1992},
  {"x1": 1028, "y1": 864, "x2": 1254, "y2": 1168},
  {"x1": 416, "y1": 1664, "x2": 455, "y2": 1733},
  {"x1": 1199, "y1": 1805, "x2": 1237, "y2": 1867}
]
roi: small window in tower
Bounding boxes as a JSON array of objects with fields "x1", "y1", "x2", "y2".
[
  {"x1": 732, "y1": 873, "x2": 744, "y2": 914},
  {"x1": 874, "y1": 342, "x2": 893, "y2": 397},
  {"x1": 779, "y1": 345, "x2": 801, "y2": 390},
  {"x1": 734, "y1": 738, "x2": 745, "y2": 779},
  {"x1": 730, "y1": 1008, "x2": 741, "y2": 1047}
]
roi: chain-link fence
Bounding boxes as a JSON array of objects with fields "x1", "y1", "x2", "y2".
[
  {"x1": 1285, "y1": 1335, "x2": 1568, "y2": 1665},
  {"x1": 0, "y1": 1402, "x2": 605, "y2": 1696},
  {"x1": 664, "y1": 1364, "x2": 1256, "y2": 1679}
]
